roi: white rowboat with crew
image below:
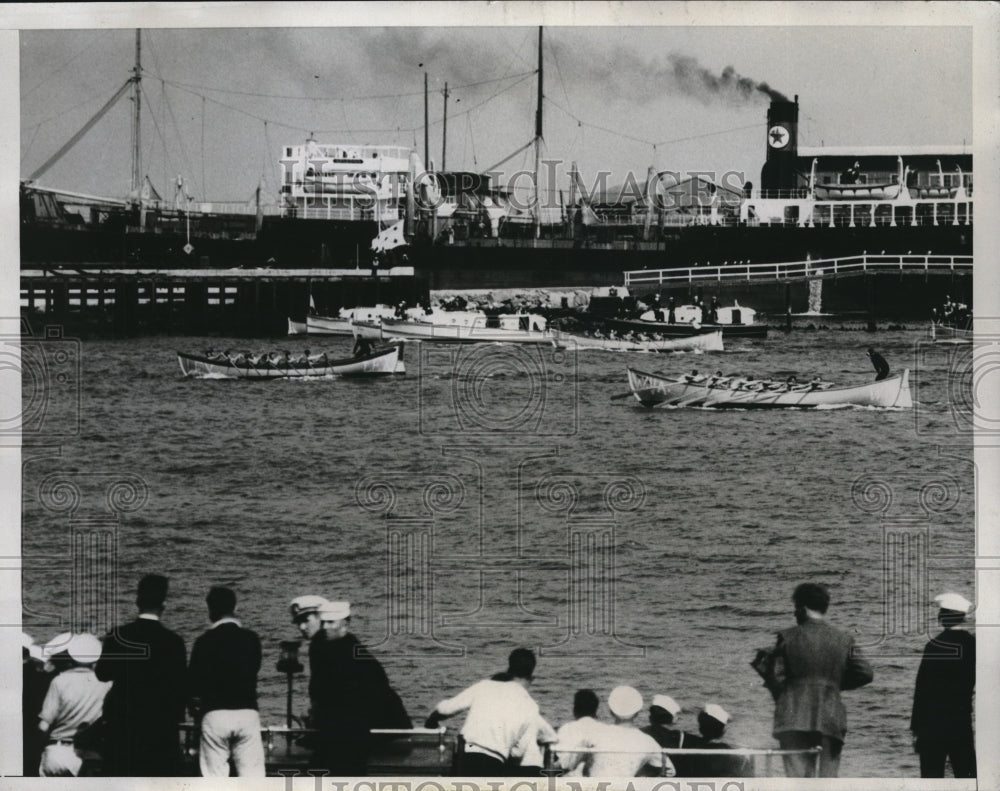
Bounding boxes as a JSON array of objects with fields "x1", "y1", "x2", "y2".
[
  {"x1": 178, "y1": 344, "x2": 405, "y2": 378},
  {"x1": 626, "y1": 366, "x2": 912, "y2": 408},
  {"x1": 556, "y1": 329, "x2": 724, "y2": 353}
]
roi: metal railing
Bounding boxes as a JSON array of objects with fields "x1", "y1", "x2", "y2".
[
  {"x1": 624, "y1": 252, "x2": 973, "y2": 288},
  {"x1": 176, "y1": 724, "x2": 823, "y2": 778},
  {"x1": 546, "y1": 744, "x2": 823, "y2": 778}
]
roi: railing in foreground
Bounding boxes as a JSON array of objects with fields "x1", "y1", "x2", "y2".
[
  {"x1": 624, "y1": 253, "x2": 973, "y2": 288},
  {"x1": 178, "y1": 725, "x2": 822, "y2": 777}
]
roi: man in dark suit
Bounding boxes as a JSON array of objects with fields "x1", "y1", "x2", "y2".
[
  {"x1": 308, "y1": 600, "x2": 410, "y2": 775},
  {"x1": 770, "y1": 582, "x2": 873, "y2": 777},
  {"x1": 96, "y1": 574, "x2": 187, "y2": 776},
  {"x1": 911, "y1": 592, "x2": 976, "y2": 778},
  {"x1": 188, "y1": 586, "x2": 265, "y2": 776}
]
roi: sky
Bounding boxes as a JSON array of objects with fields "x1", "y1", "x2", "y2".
[{"x1": 18, "y1": 16, "x2": 974, "y2": 205}]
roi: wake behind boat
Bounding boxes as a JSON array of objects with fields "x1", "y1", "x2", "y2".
[
  {"x1": 178, "y1": 344, "x2": 405, "y2": 378},
  {"x1": 625, "y1": 366, "x2": 912, "y2": 408},
  {"x1": 555, "y1": 328, "x2": 724, "y2": 353}
]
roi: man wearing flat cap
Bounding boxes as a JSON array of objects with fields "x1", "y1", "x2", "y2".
[
  {"x1": 96, "y1": 574, "x2": 187, "y2": 776},
  {"x1": 910, "y1": 592, "x2": 976, "y2": 778},
  {"x1": 307, "y1": 600, "x2": 410, "y2": 775}
]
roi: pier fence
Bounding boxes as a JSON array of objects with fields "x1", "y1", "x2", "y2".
[{"x1": 624, "y1": 253, "x2": 973, "y2": 289}]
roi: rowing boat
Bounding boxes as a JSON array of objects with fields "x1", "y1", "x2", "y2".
[
  {"x1": 626, "y1": 366, "x2": 912, "y2": 408},
  {"x1": 305, "y1": 305, "x2": 400, "y2": 336},
  {"x1": 555, "y1": 329, "x2": 724, "y2": 353},
  {"x1": 355, "y1": 309, "x2": 553, "y2": 345},
  {"x1": 178, "y1": 344, "x2": 405, "y2": 378}
]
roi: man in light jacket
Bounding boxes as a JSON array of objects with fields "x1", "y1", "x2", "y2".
[{"x1": 770, "y1": 582, "x2": 873, "y2": 777}]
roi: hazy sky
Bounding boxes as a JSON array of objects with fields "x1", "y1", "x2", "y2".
[{"x1": 18, "y1": 13, "x2": 975, "y2": 204}]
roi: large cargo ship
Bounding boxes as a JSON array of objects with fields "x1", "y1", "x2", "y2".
[{"x1": 20, "y1": 30, "x2": 972, "y2": 316}]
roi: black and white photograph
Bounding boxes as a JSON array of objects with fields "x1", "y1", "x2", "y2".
[{"x1": 6, "y1": 2, "x2": 999, "y2": 789}]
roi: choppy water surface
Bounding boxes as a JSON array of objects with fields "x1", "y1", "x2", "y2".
[{"x1": 22, "y1": 326, "x2": 975, "y2": 778}]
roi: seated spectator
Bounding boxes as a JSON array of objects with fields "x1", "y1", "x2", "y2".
[
  {"x1": 554, "y1": 689, "x2": 604, "y2": 776},
  {"x1": 684, "y1": 704, "x2": 753, "y2": 778}
]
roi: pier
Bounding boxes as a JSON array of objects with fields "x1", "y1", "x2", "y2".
[{"x1": 19, "y1": 267, "x2": 429, "y2": 338}]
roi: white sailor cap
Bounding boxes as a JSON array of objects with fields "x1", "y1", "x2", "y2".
[
  {"x1": 22, "y1": 632, "x2": 43, "y2": 661},
  {"x1": 608, "y1": 685, "x2": 644, "y2": 719},
  {"x1": 702, "y1": 703, "x2": 730, "y2": 725},
  {"x1": 42, "y1": 632, "x2": 74, "y2": 659},
  {"x1": 289, "y1": 595, "x2": 329, "y2": 622},
  {"x1": 318, "y1": 601, "x2": 351, "y2": 621},
  {"x1": 651, "y1": 694, "x2": 682, "y2": 717},
  {"x1": 934, "y1": 592, "x2": 972, "y2": 614},
  {"x1": 68, "y1": 633, "x2": 103, "y2": 665}
]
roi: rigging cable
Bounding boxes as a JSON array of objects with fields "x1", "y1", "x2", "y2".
[{"x1": 150, "y1": 69, "x2": 536, "y2": 103}]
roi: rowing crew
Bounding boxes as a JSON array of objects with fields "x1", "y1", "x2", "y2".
[
  {"x1": 684, "y1": 370, "x2": 834, "y2": 392},
  {"x1": 587, "y1": 329, "x2": 678, "y2": 342},
  {"x1": 203, "y1": 350, "x2": 326, "y2": 367}
]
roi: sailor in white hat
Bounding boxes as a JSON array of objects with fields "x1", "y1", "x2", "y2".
[
  {"x1": 22, "y1": 632, "x2": 50, "y2": 776},
  {"x1": 641, "y1": 693, "x2": 698, "y2": 773},
  {"x1": 690, "y1": 703, "x2": 752, "y2": 778},
  {"x1": 569, "y1": 686, "x2": 673, "y2": 778},
  {"x1": 317, "y1": 600, "x2": 352, "y2": 640},
  {"x1": 911, "y1": 591, "x2": 977, "y2": 778},
  {"x1": 38, "y1": 634, "x2": 112, "y2": 776},
  {"x1": 307, "y1": 599, "x2": 410, "y2": 776},
  {"x1": 289, "y1": 594, "x2": 329, "y2": 640}
]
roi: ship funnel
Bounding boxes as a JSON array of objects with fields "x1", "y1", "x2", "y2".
[{"x1": 760, "y1": 96, "x2": 799, "y2": 193}]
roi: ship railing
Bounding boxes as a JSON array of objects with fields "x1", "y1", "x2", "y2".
[
  {"x1": 624, "y1": 253, "x2": 974, "y2": 287},
  {"x1": 177, "y1": 724, "x2": 821, "y2": 777},
  {"x1": 545, "y1": 745, "x2": 823, "y2": 778}
]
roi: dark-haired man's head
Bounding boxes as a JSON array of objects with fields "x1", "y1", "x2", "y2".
[
  {"x1": 207, "y1": 586, "x2": 237, "y2": 623},
  {"x1": 136, "y1": 574, "x2": 169, "y2": 614},
  {"x1": 793, "y1": 582, "x2": 830, "y2": 623},
  {"x1": 573, "y1": 688, "x2": 599, "y2": 719},
  {"x1": 507, "y1": 648, "x2": 536, "y2": 681}
]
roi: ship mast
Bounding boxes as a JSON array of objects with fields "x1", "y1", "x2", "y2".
[
  {"x1": 533, "y1": 26, "x2": 543, "y2": 238},
  {"x1": 131, "y1": 29, "x2": 143, "y2": 197}
]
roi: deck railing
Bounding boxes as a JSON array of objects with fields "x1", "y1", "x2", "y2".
[
  {"x1": 624, "y1": 253, "x2": 974, "y2": 288},
  {"x1": 176, "y1": 725, "x2": 823, "y2": 778}
]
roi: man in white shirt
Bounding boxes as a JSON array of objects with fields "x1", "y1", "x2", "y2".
[
  {"x1": 564, "y1": 686, "x2": 675, "y2": 778},
  {"x1": 554, "y1": 689, "x2": 605, "y2": 776},
  {"x1": 38, "y1": 634, "x2": 111, "y2": 776},
  {"x1": 425, "y1": 648, "x2": 543, "y2": 775}
]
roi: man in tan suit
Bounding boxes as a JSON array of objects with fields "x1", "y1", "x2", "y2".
[{"x1": 770, "y1": 582, "x2": 874, "y2": 777}]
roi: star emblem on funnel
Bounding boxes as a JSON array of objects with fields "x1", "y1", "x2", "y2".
[{"x1": 768, "y1": 125, "x2": 790, "y2": 148}]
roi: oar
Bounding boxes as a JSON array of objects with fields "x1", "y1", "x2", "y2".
[{"x1": 610, "y1": 391, "x2": 635, "y2": 400}]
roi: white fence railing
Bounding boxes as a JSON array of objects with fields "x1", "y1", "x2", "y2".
[{"x1": 624, "y1": 253, "x2": 974, "y2": 288}]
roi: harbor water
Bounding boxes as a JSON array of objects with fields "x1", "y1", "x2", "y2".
[{"x1": 21, "y1": 324, "x2": 975, "y2": 778}]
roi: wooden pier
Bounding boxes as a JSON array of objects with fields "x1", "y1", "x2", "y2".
[{"x1": 20, "y1": 267, "x2": 429, "y2": 338}]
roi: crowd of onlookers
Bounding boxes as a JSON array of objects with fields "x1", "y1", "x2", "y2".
[{"x1": 23, "y1": 578, "x2": 976, "y2": 780}]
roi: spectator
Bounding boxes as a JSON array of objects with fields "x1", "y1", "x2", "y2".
[
  {"x1": 308, "y1": 600, "x2": 410, "y2": 775},
  {"x1": 188, "y1": 586, "x2": 265, "y2": 777},
  {"x1": 96, "y1": 574, "x2": 187, "y2": 776},
  {"x1": 22, "y1": 633, "x2": 51, "y2": 776},
  {"x1": 565, "y1": 686, "x2": 674, "y2": 778},
  {"x1": 911, "y1": 592, "x2": 976, "y2": 778},
  {"x1": 769, "y1": 582, "x2": 873, "y2": 778},
  {"x1": 641, "y1": 694, "x2": 698, "y2": 776},
  {"x1": 684, "y1": 704, "x2": 753, "y2": 778},
  {"x1": 37, "y1": 634, "x2": 111, "y2": 776},
  {"x1": 425, "y1": 648, "x2": 544, "y2": 776},
  {"x1": 554, "y1": 689, "x2": 604, "y2": 776}
]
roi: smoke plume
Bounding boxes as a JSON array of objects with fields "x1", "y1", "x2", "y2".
[{"x1": 666, "y1": 55, "x2": 788, "y2": 103}]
